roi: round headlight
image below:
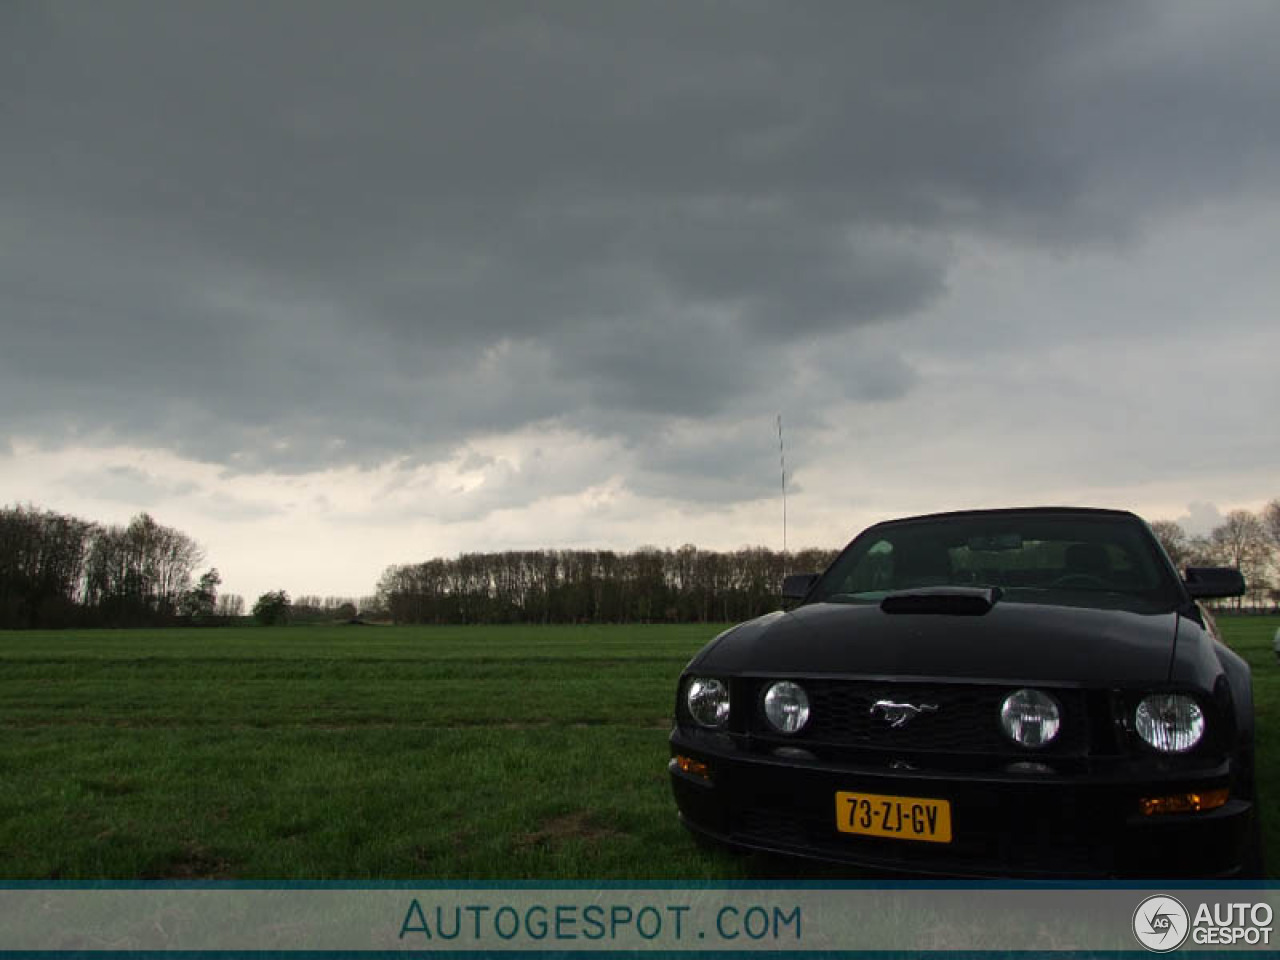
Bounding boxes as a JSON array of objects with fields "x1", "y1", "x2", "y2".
[
  {"x1": 1135, "y1": 694, "x2": 1204, "y2": 753},
  {"x1": 1000, "y1": 688, "x2": 1061, "y2": 748},
  {"x1": 686, "y1": 677, "x2": 730, "y2": 728},
  {"x1": 763, "y1": 681, "x2": 811, "y2": 734}
]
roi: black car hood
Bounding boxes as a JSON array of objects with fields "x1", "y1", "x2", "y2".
[{"x1": 695, "y1": 600, "x2": 1179, "y2": 686}]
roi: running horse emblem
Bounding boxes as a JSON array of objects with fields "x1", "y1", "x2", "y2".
[{"x1": 870, "y1": 700, "x2": 939, "y2": 728}]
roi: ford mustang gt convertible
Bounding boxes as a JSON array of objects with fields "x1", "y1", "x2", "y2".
[{"x1": 669, "y1": 508, "x2": 1260, "y2": 878}]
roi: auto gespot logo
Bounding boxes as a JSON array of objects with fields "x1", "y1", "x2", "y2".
[
  {"x1": 1133, "y1": 895, "x2": 1274, "y2": 951},
  {"x1": 1133, "y1": 895, "x2": 1189, "y2": 952}
]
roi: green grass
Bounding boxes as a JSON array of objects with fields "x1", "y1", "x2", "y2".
[
  {"x1": 0, "y1": 618, "x2": 1275, "y2": 879},
  {"x1": 0, "y1": 624, "x2": 735, "y2": 879},
  {"x1": 1214, "y1": 614, "x2": 1280, "y2": 870}
]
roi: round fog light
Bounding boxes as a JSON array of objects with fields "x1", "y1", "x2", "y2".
[
  {"x1": 1000, "y1": 688, "x2": 1061, "y2": 748},
  {"x1": 763, "y1": 681, "x2": 810, "y2": 734},
  {"x1": 1135, "y1": 694, "x2": 1204, "y2": 753}
]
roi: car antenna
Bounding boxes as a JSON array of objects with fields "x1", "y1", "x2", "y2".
[{"x1": 778, "y1": 413, "x2": 788, "y2": 576}]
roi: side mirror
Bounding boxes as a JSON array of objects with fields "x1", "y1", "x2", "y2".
[
  {"x1": 782, "y1": 573, "x2": 819, "y2": 602},
  {"x1": 1183, "y1": 566, "x2": 1246, "y2": 599}
]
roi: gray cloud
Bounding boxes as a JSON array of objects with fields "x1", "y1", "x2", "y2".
[
  {"x1": 59, "y1": 465, "x2": 197, "y2": 505},
  {"x1": 3, "y1": 0, "x2": 1279, "y2": 500},
  {"x1": 624, "y1": 420, "x2": 787, "y2": 506},
  {"x1": 1177, "y1": 502, "x2": 1226, "y2": 538},
  {"x1": 194, "y1": 492, "x2": 284, "y2": 524}
]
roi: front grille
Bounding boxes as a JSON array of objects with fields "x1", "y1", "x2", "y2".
[{"x1": 752, "y1": 680, "x2": 1093, "y2": 756}]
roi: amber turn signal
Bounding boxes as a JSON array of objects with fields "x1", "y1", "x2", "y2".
[
  {"x1": 674, "y1": 754, "x2": 710, "y2": 780},
  {"x1": 1137, "y1": 787, "x2": 1229, "y2": 816}
]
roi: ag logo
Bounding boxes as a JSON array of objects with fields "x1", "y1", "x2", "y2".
[{"x1": 1133, "y1": 895, "x2": 1190, "y2": 952}]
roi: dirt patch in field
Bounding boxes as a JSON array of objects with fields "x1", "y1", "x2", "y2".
[
  {"x1": 513, "y1": 812, "x2": 625, "y2": 852},
  {"x1": 143, "y1": 844, "x2": 235, "y2": 879},
  {"x1": 409, "y1": 843, "x2": 436, "y2": 866},
  {"x1": 77, "y1": 775, "x2": 138, "y2": 797}
]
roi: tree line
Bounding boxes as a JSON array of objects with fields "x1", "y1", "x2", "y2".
[
  {"x1": 5, "y1": 499, "x2": 1279, "y2": 629},
  {"x1": 375, "y1": 500, "x2": 1280, "y2": 625},
  {"x1": 0, "y1": 504, "x2": 239, "y2": 628},
  {"x1": 373, "y1": 545, "x2": 841, "y2": 625}
]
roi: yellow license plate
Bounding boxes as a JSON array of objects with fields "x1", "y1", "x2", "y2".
[{"x1": 836, "y1": 791, "x2": 952, "y2": 843}]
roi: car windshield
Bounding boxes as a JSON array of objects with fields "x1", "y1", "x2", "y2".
[{"x1": 809, "y1": 512, "x2": 1180, "y2": 611}]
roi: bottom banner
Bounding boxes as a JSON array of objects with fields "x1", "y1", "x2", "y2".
[{"x1": 0, "y1": 885, "x2": 1276, "y2": 953}]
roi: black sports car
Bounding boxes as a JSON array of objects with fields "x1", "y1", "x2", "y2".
[{"x1": 669, "y1": 507, "x2": 1260, "y2": 878}]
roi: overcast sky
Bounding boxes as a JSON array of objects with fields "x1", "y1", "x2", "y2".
[{"x1": 3, "y1": 1, "x2": 1279, "y2": 603}]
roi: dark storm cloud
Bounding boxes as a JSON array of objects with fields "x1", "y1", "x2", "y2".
[
  {"x1": 3, "y1": 1, "x2": 1278, "y2": 489},
  {"x1": 628, "y1": 425, "x2": 789, "y2": 506}
]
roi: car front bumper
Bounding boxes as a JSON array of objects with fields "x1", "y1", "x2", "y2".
[{"x1": 669, "y1": 727, "x2": 1255, "y2": 879}]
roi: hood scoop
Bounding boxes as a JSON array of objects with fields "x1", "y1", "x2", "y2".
[{"x1": 880, "y1": 586, "x2": 1002, "y2": 616}]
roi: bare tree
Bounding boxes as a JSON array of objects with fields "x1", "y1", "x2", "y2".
[
  {"x1": 0, "y1": 505, "x2": 94, "y2": 627},
  {"x1": 1149, "y1": 520, "x2": 1190, "y2": 571},
  {"x1": 1261, "y1": 500, "x2": 1280, "y2": 583},
  {"x1": 1210, "y1": 510, "x2": 1269, "y2": 610},
  {"x1": 2, "y1": 504, "x2": 206, "y2": 627},
  {"x1": 1212, "y1": 510, "x2": 1267, "y2": 566},
  {"x1": 1263, "y1": 499, "x2": 1280, "y2": 550}
]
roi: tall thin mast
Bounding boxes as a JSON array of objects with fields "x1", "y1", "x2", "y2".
[{"x1": 778, "y1": 414, "x2": 787, "y2": 575}]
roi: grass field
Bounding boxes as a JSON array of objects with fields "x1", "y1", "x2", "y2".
[{"x1": 0, "y1": 617, "x2": 1275, "y2": 880}]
